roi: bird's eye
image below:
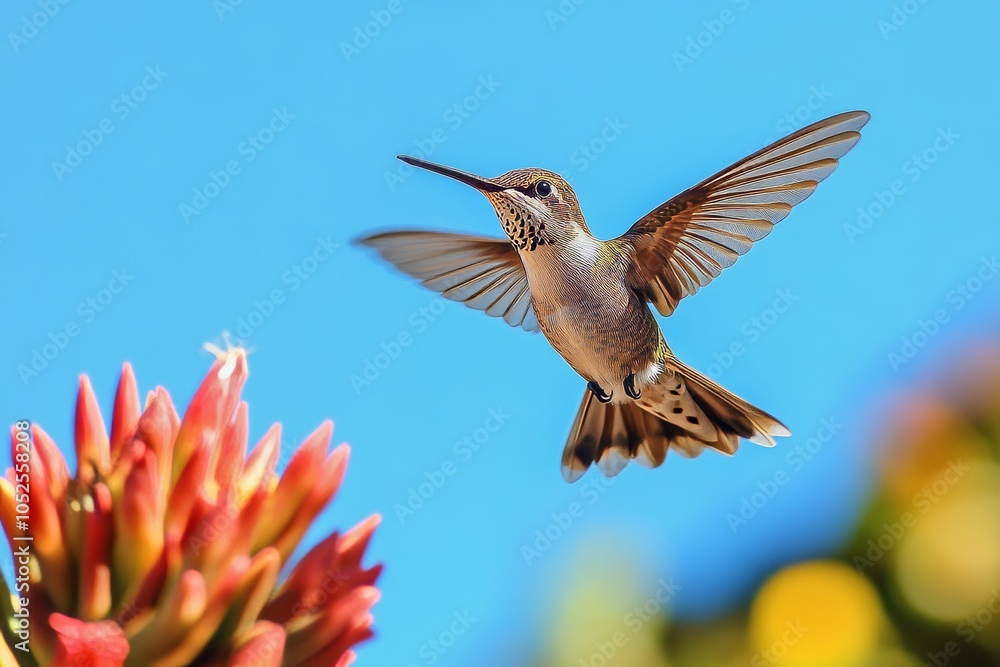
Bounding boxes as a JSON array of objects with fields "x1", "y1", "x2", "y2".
[{"x1": 533, "y1": 180, "x2": 553, "y2": 197}]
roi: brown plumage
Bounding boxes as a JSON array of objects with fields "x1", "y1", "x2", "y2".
[{"x1": 358, "y1": 111, "x2": 870, "y2": 483}]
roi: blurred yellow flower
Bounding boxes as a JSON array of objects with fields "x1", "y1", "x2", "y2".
[
  {"x1": 749, "y1": 561, "x2": 882, "y2": 667},
  {"x1": 897, "y1": 486, "x2": 1000, "y2": 622},
  {"x1": 541, "y1": 536, "x2": 671, "y2": 667}
]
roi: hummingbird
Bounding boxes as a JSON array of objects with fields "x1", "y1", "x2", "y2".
[{"x1": 359, "y1": 111, "x2": 869, "y2": 483}]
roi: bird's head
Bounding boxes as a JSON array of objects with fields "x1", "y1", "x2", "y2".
[{"x1": 398, "y1": 156, "x2": 588, "y2": 252}]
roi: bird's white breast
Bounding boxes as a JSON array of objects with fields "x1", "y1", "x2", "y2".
[{"x1": 519, "y1": 235, "x2": 644, "y2": 388}]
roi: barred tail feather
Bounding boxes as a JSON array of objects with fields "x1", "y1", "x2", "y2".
[
  {"x1": 560, "y1": 391, "x2": 674, "y2": 483},
  {"x1": 560, "y1": 357, "x2": 790, "y2": 483},
  {"x1": 664, "y1": 357, "x2": 790, "y2": 449}
]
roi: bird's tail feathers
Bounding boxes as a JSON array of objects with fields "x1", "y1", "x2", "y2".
[{"x1": 560, "y1": 357, "x2": 790, "y2": 483}]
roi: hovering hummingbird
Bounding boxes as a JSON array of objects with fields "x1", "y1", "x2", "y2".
[{"x1": 359, "y1": 111, "x2": 869, "y2": 483}]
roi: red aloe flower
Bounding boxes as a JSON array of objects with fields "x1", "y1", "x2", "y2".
[
  {"x1": 50, "y1": 614, "x2": 129, "y2": 667},
  {"x1": 1, "y1": 349, "x2": 381, "y2": 666}
]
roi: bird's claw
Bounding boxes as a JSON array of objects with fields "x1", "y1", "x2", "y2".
[
  {"x1": 588, "y1": 381, "x2": 613, "y2": 404},
  {"x1": 624, "y1": 373, "x2": 641, "y2": 399}
]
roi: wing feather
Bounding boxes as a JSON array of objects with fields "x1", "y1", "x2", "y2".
[
  {"x1": 357, "y1": 230, "x2": 540, "y2": 332},
  {"x1": 619, "y1": 111, "x2": 869, "y2": 315}
]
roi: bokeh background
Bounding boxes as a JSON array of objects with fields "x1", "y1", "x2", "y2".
[{"x1": 3, "y1": 1, "x2": 1000, "y2": 665}]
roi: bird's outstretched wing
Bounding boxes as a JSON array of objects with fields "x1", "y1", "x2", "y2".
[
  {"x1": 617, "y1": 111, "x2": 870, "y2": 316},
  {"x1": 357, "y1": 230, "x2": 539, "y2": 332}
]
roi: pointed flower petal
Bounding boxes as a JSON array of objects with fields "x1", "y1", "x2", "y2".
[
  {"x1": 27, "y1": 425, "x2": 69, "y2": 499},
  {"x1": 252, "y1": 423, "x2": 335, "y2": 550},
  {"x1": 259, "y1": 445, "x2": 349, "y2": 559},
  {"x1": 239, "y1": 424, "x2": 281, "y2": 502},
  {"x1": 113, "y1": 447, "x2": 164, "y2": 603},
  {"x1": 172, "y1": 349, "x2": 248, "y2": 484},
  {"x1": 282, "y1": 587, "x2": 380, "y2": 665},
  {"x1": 109, "y1": 363, "x2": 141, "y2": 462},
  {"x1": 75, "y1": 375, "x2": 111, "y2": 483},
  {"x1": 78, "y1": 483, "x2": 114, "y2": 620},
  {"x1": 214, "y1": 401, "x2": 249, "y2": 503}
]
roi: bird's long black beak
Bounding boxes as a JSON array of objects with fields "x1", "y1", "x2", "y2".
[{"x1": 397, "y1": 155, "x2": 503, "y2": 192}]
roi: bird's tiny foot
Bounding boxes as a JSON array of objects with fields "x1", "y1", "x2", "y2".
[
  {"x1": 588, "y1": 381, "x2": 613, "y2": 404},
  {"x1": 623, "y1": 373, "x2": 641, "y2": 399}
]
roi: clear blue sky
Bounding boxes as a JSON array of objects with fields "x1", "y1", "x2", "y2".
[{"x1": 2, "y1": 1, "x2": 999, "y2": 665}]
